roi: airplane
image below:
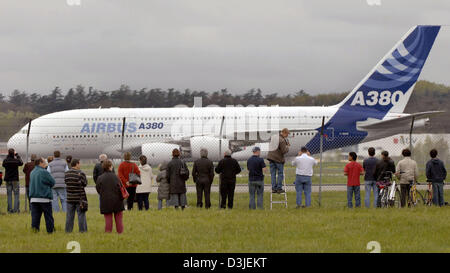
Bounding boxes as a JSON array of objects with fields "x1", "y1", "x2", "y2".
[{"x1": 7, "y1": 25, "x2": 444, "y2": 165}]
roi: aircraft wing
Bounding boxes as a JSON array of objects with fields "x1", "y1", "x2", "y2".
[{"x1": 356, "y1": 111, "x2": 444, "y2": 131}]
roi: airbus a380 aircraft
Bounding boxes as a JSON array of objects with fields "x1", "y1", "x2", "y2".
[{"x1": 7, "y1": 25, "x2": 444, "y2": 165}]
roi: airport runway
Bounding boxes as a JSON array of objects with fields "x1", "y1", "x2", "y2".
[{"x1": 1, "y1": 184, "x2": 448, "y2": 194}]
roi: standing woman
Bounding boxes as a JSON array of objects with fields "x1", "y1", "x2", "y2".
[
  {"x1": 156, "y1": 162, "x2": 170, "y2": 210},
  {"x1": 136, "y1": 155, "x2": 153, "y2": 210},
  {"x1": 167, "y1": 149, "x2": 189, "y2": 210},
  {"x1": 118, "y1": 152, "x2": 141, "y2": 210},
  {"x1": 96, "y1": 160, "x2": 125, "y2": 234}
]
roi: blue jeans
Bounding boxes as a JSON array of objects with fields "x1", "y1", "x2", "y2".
[
  {"x1": 249, "y1": 180, "x2": 264, "y2": 209},
  {"x1": 294, "y1": 175, "x2": 312, "y2": 207},
  {"x1": 6, "y1": 181, "x2": 20, "y2": 213},
  {"x1": 65, "y1": 202, "x2": 87, "y2": 233},
  {"x1": 432, "y1": 183, "x2": 445, "y2": 206},
  {"x1": 270, "y1": 162, "x2": 284, "y2": 190},
  {"x1": 52, "y1": 188, "x2": 67, "y2": 212},
  {"x1": 347, "y1": 186, "x2": 361, "y2": 208},
  {"x1": 364, "y1": 180, "x2": 378, "y2": 208},
  {"x1": 31, "y1": 202, "x2": 54, "y2": 233}
]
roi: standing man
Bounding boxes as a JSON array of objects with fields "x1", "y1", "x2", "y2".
[
  {"x1": 65, "y1": 159, "x2": 88, "y2": 233},
  {"x1": 395, "y1": 148, "x2": 419, "y2": 208},
  {"x1": 47, "y1": 151, "x2": 68, "y2": 212},
  {"x1": 192, "y1": 148, "x2": 215, "y2": 209},
  {"x1": 23, "y1": 154, "x2": 37, "y2": 211},
  {"x1": 246, "y1": 146, "x2": 266, "y2": 210},
  {"x1": 29, "y1": 157, "x2": 55, "y2": 233},
  {"x1": 363, "y1": 147, "x2": 379, "y2": 208},
  {"x1": 93, "y1": 154, "x2": 112, "y2": 184},
  {"x1": 267, "y1": 128, "x2": 290, "y2": 193},
  {"x1": 215, "y1": 150, "x2": 241, "y2": 209},
  {"x1": 291, "y1": 147, "x2": 317, "y2": 208},
  {"x1": 426, "y1": 149, "x2": 446, "y2": 207},
  {"x1": 344, "y1": 152, "x2": 364, "y2": 208},
  {"x1": 2, "y1": 148, "x2": 23, "y2": 213}
]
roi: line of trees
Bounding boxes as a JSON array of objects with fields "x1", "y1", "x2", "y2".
[{"x1": 0, "y1": 80, "x2": 449, "y2": 141}]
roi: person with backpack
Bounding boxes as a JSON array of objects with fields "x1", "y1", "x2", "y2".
[
  {"x1": 167, "y1": 149, "x2": 189, "y2": 210},
  {"x1": 156, "y1": 162, "x2": 170, "y2": 210},
  {"x1": 118, "y1": 152, "x2": 141, "y2": 210},
  {"x1": 215, "y1": 150, "x2": 241, "y2": 209},
  {"x1": 64, "y1": 159, "x2": 88, "y2": 233},
  {"x1": 2, "y1": 148, "x2": 23, "y2": 213},
  {"x1": 426, "y1": 149, "x2": 447, "y2": 207}
]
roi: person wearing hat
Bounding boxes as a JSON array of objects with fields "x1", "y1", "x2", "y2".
[{"x1": 246, "y1": 146, "x2": 267, "y2": 209}]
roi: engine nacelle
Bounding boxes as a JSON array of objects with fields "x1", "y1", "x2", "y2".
[
  {"x1": 142, "y1": 143, "x2": 180, "y2": 166},
  {"x1": 190, "y1": 136, "x2": 229, "y2": 161}
]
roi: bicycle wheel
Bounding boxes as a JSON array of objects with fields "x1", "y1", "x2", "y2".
[
  {"x1": 389, "y1": 188, "x2": 401, "y2": 208},
  {"x1": 415, "y1": 190, "x2": 425, "y2": 206},
  {"x1": 425, "y1": 190, "x2": 433, "y2": 206},
  {"x1": 380, "y1": 189, "x2": 388, "y2": 208}
]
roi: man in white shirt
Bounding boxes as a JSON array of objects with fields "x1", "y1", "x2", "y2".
[{"x1": 291, "y1": 147, "x2": 317, "y2": 208}]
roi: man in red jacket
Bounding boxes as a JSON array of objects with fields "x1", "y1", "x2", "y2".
[
  {"x1": 118, "y1": 152, "x2": 141, "y2": 210},
  {"x1": 344, "y1": 152, "x2": 364, "y2": 208}
]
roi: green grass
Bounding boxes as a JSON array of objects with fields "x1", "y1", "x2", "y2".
[{"x1": 0, "y1": 190, "x2": 449, "y2": 253}]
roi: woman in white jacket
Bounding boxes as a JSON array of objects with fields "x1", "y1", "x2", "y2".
[{"x1": 136, "y1": 155, "x2": 153, "y2": 210}]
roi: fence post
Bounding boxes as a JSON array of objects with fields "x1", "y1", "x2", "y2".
[
  {"x1": 409, "y1": 116, "x2": 415, "y2": 154},
  {"x1": 319, "y1": 116, "x2": 325, "y2": 207},
  {"x1": 25, "y1": 119, "x2": 32, "y2": 212},
  {"x1": 121, "y1": 117, "x2": 126, "y2": 154}
]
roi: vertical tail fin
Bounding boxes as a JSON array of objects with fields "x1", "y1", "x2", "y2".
[{"x1": 336, "y1": 25, "x2": 440, "y2": 115}]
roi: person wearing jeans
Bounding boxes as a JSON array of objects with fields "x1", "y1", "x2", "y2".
[
  {"x1": 426, "y1": 149, "x2": 447, "y2": 207},
  {"x1": 64, "y1": 159, "x2": 88, "y2": 233},
  {"x1": 29, "y1": 157, "x2": 56, "y2": 233},
  {"x1": 291, "y1": 147, "x2": 317, "y2": 208},
  {"x1": 344, "y1": 152, "x2": 364, "y2": 208},
  {"x1": 6, "y1": 181, "x2": 20, "y2": 213},
  {"x1": 47, "y1": 151, "x2": 69, "y2": 212},
  {"x1": 247, "y1": 147, "x2": 266, "y2": 210},
  {"x1": 2, "y1": 148, "x2": 23, "y2": 213},
  {"x1": 363, "y1": 147, "x2": 379, "y2": 208},
  {"x1": 267, "y1": 128, "x2": 290, "y2": 193}
]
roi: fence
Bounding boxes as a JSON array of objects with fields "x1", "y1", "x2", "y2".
[{"x1": 1, "y1": 116, "x2": 449, "y2": 209}]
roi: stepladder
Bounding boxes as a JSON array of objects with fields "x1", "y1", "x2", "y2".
[{"x1": 270, "y1": 173, "x2": 288, "y2": 209}]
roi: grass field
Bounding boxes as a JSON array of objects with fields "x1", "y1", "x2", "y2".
[{"x1": 0, "y1": 191, "x2": 449, "y2": 253}]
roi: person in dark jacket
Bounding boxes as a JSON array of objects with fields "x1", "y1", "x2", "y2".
[
  {"x1": 215, "y1": 150, "x2": 241, "y2": 209},
  {"x1": 65, "y1": 155, "x2": 72, "y2": 166},
  {"x1": 93, "y1": 154, "x2": 114, "y2": 184},
  {"x1": 363, "y1": 147, "x2": 379, "y2": 208},
  {"x1": 156, "y1": 162, "x2": 170, "y2": 210},
  {"x1": 374, "y1": 151, "x2": 396, "y2": 181},
  {"x1": 64, "y1": 159, "x2": 88, "y2": 233},
  {"x1": 96, "y1": 160, "x2": 125, "y2": 234},
  {"x1": 29, "y1": 157, "x2": 55, "y2": 233},
  {"x1": 192, "y1": 148, "x2": 215, "y2": 208},
  {"x1": 426, "y1": 149, "x2": 447, "y2": 206},
  {"x1": 23, "y1": 154, "x2": 37, "y2": 211},
  {"x1": 2, "y1": 148, "x2": 23, "y2": 213},
  {"x1": 374, "y1": 151, "x2": 396, "y2": 207},
  {"x1": 167, "y1": 149, "x2": 189, "y2": 210}
]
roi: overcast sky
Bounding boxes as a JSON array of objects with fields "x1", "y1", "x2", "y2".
[{"x1": 1, "y1": 0, "x2": 449, "y2": 96}]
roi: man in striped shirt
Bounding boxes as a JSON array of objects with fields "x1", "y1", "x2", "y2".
[{"x1": 64, "y1": 159, "x2": 88, "y2": 233}]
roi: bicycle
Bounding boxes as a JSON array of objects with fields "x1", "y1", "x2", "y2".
[
  {"x1": 423, "y1": 181, "x2": 433, "y2": 206},
  {"x1": 377, "y1": 171, "x2": 400, "y2": 208},
  {"x1": 408, "y1": 180, "x2": 426, "y2": 207}
]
